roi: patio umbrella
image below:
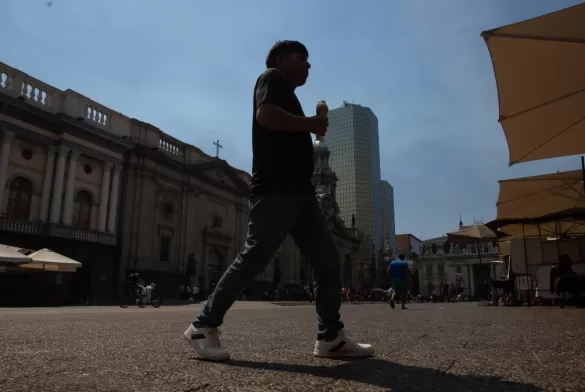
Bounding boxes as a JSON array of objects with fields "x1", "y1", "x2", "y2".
[
  {"x1": 447, "y1": 224, "x2": 499, "y2": 264},
  {"x1": 18, "y1": 248, "x2": 82, "y2": 272},
  {"x1": 0, "y1": 244, "x2": 31, "y2": 265},
  {"x1": 492, "y1": 220, "x2": 585, "y2": 239},
  {"x1": 448, "y1": 225, "x2": 500, "y2": 302},
  {"x1": 496, "y1": 170, "x2": 585, "y2": 221},
  {"x1": 481, "y1": 3, "x2": 585, "y2": 165}
]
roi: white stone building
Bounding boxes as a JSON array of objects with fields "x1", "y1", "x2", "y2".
[
  {"x1": 418, "y1": 220, "x2": 506, "y2": 299},
  {"x1": 0, "y1": 61, "x2": 132, "y2": 305}
]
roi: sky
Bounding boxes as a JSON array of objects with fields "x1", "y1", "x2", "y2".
[{"x1": 1, "y1": 0, "x2": 583, "y2": 239}]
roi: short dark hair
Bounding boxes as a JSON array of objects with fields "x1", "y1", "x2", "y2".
[
  {"x1": 266, "y1": 40, "x2": 308, "y2": 68},
  {"x1": 398, "y1": 254, "x2": 405, "y2": 260}
]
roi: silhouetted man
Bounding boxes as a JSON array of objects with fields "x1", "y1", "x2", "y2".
[{"x1": 183, "y1": 41, "x2": 374, "y2": 361}]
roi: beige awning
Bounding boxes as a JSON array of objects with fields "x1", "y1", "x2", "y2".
[
  {"x1": 0, "y1": 244, "x2": 31, "y2": 264},
  {"x1": 481, "y1": 3, "x2": 585, "y2": 165},
  {"x1": 447, "y1": 225, "x2": 498, "y2": 245},
  {"x1": 495, "y1": 220, "x2": 585, "y2": 240},
  {"x1": 497, "y1": 170, "x2": 585, "y2": 221},
  {"x1": 18, "y1": 248, "x2": 82, "y2": 272}
]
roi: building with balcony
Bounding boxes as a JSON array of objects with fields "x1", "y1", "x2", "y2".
[
  {"x1": 118, "y1": 120, "x2": 251, "y2": 298},
  {"x1": 0, "y1": 61, "x2": 254, "y2": 305},
  {"x1": 417, "y1": 219, "x2": 506, "y2": 299},
  {"x1": 0, "y1": 61, "x2": 133, "y2": 305}
]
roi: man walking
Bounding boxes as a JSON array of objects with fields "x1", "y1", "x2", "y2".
[
  {"x1": 183, "y1": 41, "x2": 374, "y2": 361},
  {"x1": 388, "y1": 254, "x2": 412, "y2": 310}
]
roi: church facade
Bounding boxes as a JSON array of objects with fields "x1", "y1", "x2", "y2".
[{"x1": 117, "y1": 120, "x2": 251, "y2": 298}]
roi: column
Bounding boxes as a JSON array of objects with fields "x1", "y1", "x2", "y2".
[
  {"x1": 50, "y1": 146, "x2": 69, "y2": 223},
  {"x1": 0, "y1": 131, "x2": 15, "y2": 215},
  {"x1": 38, "y1": 146, "x2": 56, "y2": 221},
  {"x1": 107, "y1": 165, "x2": 121, "y2": 233},
  {"x1": 62, "y1": 150, "x2": 80, "y2": 226},
  {"x1": 98, "y1": 162, "x2": 113, "y2": 231}
]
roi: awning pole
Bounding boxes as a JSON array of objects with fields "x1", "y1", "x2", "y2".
[{"x1": 581, "y1": 156, "x2": 585, "y2": 195}]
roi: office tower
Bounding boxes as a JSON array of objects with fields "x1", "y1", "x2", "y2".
[
  {"x1": 381, "y1": 180, "x2": 396, "y2": 256},
  {"x1": 327, "y1": 102, "x2": 382, "y2": 259}
]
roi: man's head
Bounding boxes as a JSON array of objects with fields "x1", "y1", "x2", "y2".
[
  {"x1": 266, "y1": 40, "x2": 311, "y2": 87},
  {"x1": 398, "y1": 254, "x2": 405, "y2": 261}
]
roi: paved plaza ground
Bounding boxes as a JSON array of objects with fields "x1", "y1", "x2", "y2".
[{"x1": 1, "y1": 301, "x2": 584, "y2": 392}]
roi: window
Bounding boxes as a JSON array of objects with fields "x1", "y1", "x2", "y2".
[
  {"x1": 83, "y1": 164, "x2": 93, "y2": 175},
  {"x1": 21, "y1": 148, "x2": 33, "y2": 160},
  {"x1": 162, "y1": 203, "x2": 173, "y2": 218},
  {"x1": 159, "y1": 237, "x2": 171, "y2": 261},
  {"x1": 159, "y1": 237, "x2": 171, "y2": 262},
  {"x1": 73, "y1": 190, "x2": 93, "y2": 229},
  {"x1": 456, "y1": 265, "x2": 462, "y2": 274},
  {"x1": 425, "y1": 265, "x2": 432, "y2": 276},
  {"x1": 211, "y1": 216, "x2": 222, "y2": 229},
  {"x1": 438, "y1": 264, "x2": 444, "y2": 276},
  {"x1": 6, "y1": 177, "x2": 33, "y2": 220}
]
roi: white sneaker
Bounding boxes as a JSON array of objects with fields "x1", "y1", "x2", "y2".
[
  {"x1": 183, "y1": 324, "x2": 230, "y2": 361},
  {"x1": 313, "y1": 329, "x2": 374, "y2": 358}
]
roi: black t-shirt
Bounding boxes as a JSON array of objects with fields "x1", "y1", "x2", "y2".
[{"x1": 250, "y1": 68, "x2": 315, "y2": 196}]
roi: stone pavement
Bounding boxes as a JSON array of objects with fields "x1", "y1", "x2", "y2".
[{"x1": 1, "y1": 301, "x2": 584, "y2": 392}]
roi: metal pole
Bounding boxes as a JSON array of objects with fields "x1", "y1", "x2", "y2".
[
  {"x1": 522, "y1": 224, "x2": 530, "y2": 306},
  {"x1": 555, "y1": 221, "x2": 561, "y2": 261},
  {"x1": 581, "y1": 156, "x2": 585, "y2": 195}
]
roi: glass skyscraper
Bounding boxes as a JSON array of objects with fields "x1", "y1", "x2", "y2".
[
  {"x1": 327, "y1": 102, "x2": 383, "y2": 260},
  {"x1": 381, "y1": 180, "x2": 396, "y2": 256}
]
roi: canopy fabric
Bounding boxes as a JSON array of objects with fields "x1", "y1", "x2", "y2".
[
  {"x1": 481, "y1": 3, "x2": 585, "y2": 165},
  {"x1": 18, "y1": 248, "x2": 82, "y2": 272},
  {"x1": 496, "y1": 220, "x2": 585, "y2": 240},
  {"x1": 0, "y1": 244, "x2": 31, "y2": 264},
  {"x1": 496, "y1": 170, "x2": 585, "y2": 221},
  {"x1": 447, "y1": 225, "x2": 498, "y2": 245}
]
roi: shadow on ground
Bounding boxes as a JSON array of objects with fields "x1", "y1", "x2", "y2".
[{"x1": 222, "y1": 358, "x2": 541, "y2": 391}]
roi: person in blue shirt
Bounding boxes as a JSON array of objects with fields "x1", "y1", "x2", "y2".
[{"x1": 387, "y1": 254, "x2": 412, "y2": 310}]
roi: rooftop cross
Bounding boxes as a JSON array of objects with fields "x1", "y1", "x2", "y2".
[{"x1": 213, "y1": 139, "x2": 223, "y2": 158}]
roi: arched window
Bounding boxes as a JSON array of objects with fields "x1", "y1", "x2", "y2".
[
  {"x1": 6, "y1": 177, "x2": 33, "y2": 220},
  {"x1": 73, "y1": 190, "x2": 93, "y2": 229},
  {"x1": 211, "y1": 215, "x2": 222, "y2": 229}
]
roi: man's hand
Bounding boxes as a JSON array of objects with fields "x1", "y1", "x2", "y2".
[{"x1": 305, "y1": 115, "x2": 329, "y2": 135}]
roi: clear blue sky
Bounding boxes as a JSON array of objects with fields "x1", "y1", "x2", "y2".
[{"x1": 1, "y1": 0, "x2": 582, "y2": 239}]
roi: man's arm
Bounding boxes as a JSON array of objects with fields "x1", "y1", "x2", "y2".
[
  {"x1": 256, "y1": 105, "x2": 310, "y2": 132},
  {"x1": 255, "y1": 70, "x2": 326, "y2": 134}
]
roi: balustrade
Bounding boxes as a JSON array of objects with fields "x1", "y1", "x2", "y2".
[
  {"x1": 0, "y1": 63, "x2": 57, "y2": 111},
  {"x1": 159, "y1": 136, "x2": 185, "y2": 158},
  {"x1": 72, "y1": 229, "x2": 99, "y2": 241},
  {"x1": 0, "y1": 61, "x2": 130, "y2": 137},
  {"x1": 2, "y1": 219, "x2": 40, "y2": 234}
]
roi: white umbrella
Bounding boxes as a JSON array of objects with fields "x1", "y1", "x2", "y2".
[
  {"x1": 18, "y1": 248, "x2": 82, "y2": 272},
  {"x1": 0, "y1": 244, "x2": 31, "y2": 264}
]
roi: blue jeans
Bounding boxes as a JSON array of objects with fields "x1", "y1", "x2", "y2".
[{"x1": 194, "y1": 190, "x2": 343, "y2": 340}]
